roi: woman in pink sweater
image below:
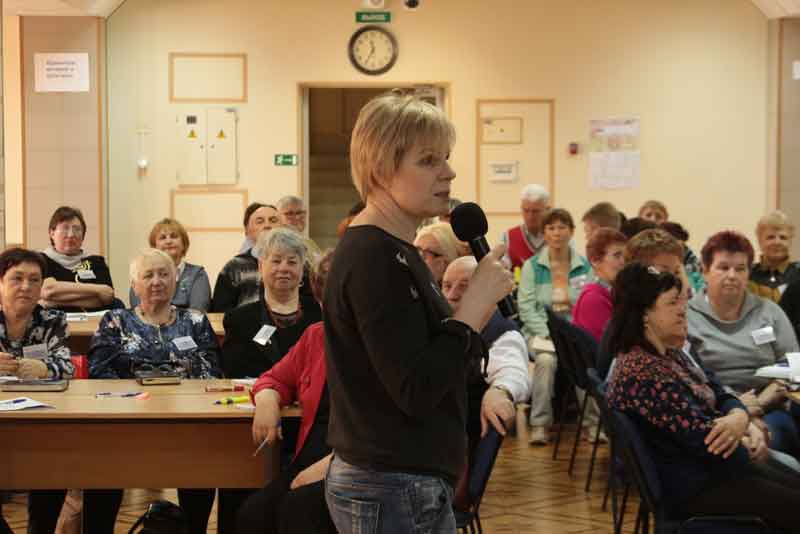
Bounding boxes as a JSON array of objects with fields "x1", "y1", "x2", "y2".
[{"x1": 572, "y1": 228, "x2": 627, "y2": 342}]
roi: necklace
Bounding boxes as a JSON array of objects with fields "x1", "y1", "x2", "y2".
[{"x1": 136, "y1": 305, "x2": 176, "y2": 327}]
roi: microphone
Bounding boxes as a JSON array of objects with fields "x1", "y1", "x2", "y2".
[{"x1": 450, "y1": 202, "x2": 517, "y2": 318}]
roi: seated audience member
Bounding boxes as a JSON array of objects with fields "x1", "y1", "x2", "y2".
[
  {"x1": 0, "y1": 248, "x2": 73, "y2": 534},
  {"x1": 211, "y1": 204, "x2": 280, "y2": 312},
  {"x1": 439, "y1": 197, "x2": 462, "y2": 224},
  {"x1": 238, "y1": 201, "x2": 267, "y2": 253},
  {"x1": 688, "y1": 231, "x2": 800, "y2": 456},
  {"x1": 581, "y1": 202, "x2": 621, "y2": 242},
  {"x1": 637, "y1": 199, "x2": 668, "y2": 224},
  {"x1": 442, "y1": 256, "x2": 530, "y2": 425},
  {"x1": 40, "y1": 206, "x2": 115, "y2": 312},
  {"x1": 87, "y1": 248, "x2": 220, "y2": 534},
  {"x1": 129, "y1": 218, "x2": 211, "y2": 311},
  {"x1": 500, "y1": 184, "x2": 550, "y2": 271},
  {"x1": 277, "y1": 195, "x2": 321, "y2": 261},
  {"x1": 597, "y1": 229, "x2": 686, "y2": 378},
  {"x1": 335, "y1": 201, "x2": 365, "y2": 239},
  {"x1": 222, "y1": 227, "x2": 322, "y2": 378},
  {"x1": 414, "y1": 222, "x2": 462, "y2": 286},
  {"x1": 606, "y1": 263, "x2": 800, "y2": 530},
  {"x1": 619, "y1": 216, "x2": 657, "y2": 240},
  {"x1": 572, "y1": 229, "x2": 627, "y2": 343},
  {"x1": 748, "y1": 210, "x2": 800, "y2": 303},
  {"x1": 659, "y1": 221, "x2": 705, "y2": 292},
  {"x1": 237, "y1": 250, "x2": 337, "y2": 534},
  {"x1": 518, "y1": 208, "x2": 592, "y2": 444}
]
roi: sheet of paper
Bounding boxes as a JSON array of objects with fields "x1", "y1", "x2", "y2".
[
  {"x1": 0, "y1": 397, "x2": 53, "y2": 411},
  {"x1": 787, "y1": 352, "x2": 800, "y2": 379}
]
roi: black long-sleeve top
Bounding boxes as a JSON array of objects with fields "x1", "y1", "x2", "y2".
[
  {"x1": 221, "y1": 291, "x2": 321, "y2": 378},
  {"x1": 323, "y1": 225, "x2": 478, "y2": 484}
]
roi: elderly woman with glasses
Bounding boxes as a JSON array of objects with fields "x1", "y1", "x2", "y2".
[
  {"x1": 413, "y1": 222, "x2": 463, "y2": 286},
  {"x1": 40, "y1": 206, "x2": 115, "y2": 312},
  {"x1": 86, "y1": 248, "x2": 220, "y2": 534}
]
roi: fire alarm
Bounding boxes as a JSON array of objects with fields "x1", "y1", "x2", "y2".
[{"x1": 568, "y1": 142, "x2": 579, "y2": 155}]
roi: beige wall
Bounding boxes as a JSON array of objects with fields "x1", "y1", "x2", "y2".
[
  {"x1": 3, "y1": 15, "x2": 23, "y2": 246},
  {"x1": 21, "y1": 16, "x2": 104, "y2": 254},
  {"x1": 107, "y1": 0, "x2": 772, "y2": 293},
  {"x1": 779, "y1": 19, "x2": 800, "y2": 259}
]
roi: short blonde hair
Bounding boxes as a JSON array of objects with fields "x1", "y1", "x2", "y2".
[
  {"x1": 415, "y1": 222, "x2": 461, "y2": 264},
  {"x1": 129, "y1": 248, "x2": 176, "y2": 281},
  {"x1": 756, "y1": 210, "x2": 794, "y2": 240},
  {"x1": 350, "y1": 90, "x2": 455, "y2": 201},
  {"x1": 148, "y1": 218, "x2": 190, "y2": 255},
  {"x1": 638, "y1": 200, "x2": 669, "y2": 220}
]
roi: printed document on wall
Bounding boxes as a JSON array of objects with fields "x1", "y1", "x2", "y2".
[{"x1": 589, "y1": 118, "x2": 640, "y2": 189}]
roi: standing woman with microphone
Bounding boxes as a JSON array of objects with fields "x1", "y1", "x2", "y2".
[{"x1": 323, "y1": 90, "x2": 514, "y2": 533}]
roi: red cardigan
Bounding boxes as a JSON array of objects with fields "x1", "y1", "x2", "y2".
[{"x1": 251, "y1": 321, "x2": 327, "y2": 459}]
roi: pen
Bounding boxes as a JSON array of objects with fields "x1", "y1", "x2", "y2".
[
  {"x1": 95, "y1": 392, "x2": 140, "y2": 398},
  {"x1": 205, "y1": 385, "x2": 245, "y2": 393},
  {"x1": 0, "y1": 398, "x2": 26, "y2": 404},
  {"x1": 252, "y1": 437, "x2": 270, "y2": 457},
  {"x1": 214, "y1": 395, "x2": 251, "y2": 405}
]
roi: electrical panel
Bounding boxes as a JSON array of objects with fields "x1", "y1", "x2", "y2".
[{"x1": 176, "y1": 109, "x2": 238, "y2": 184}]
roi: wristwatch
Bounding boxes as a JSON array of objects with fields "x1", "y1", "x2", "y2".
[{"x1": 492, "y1": 385, "x2": 514, "y2": 403}]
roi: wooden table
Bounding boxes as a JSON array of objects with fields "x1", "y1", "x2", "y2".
[
  {"x1": 0, "y1": 379, "x2": 298, "y2": 490},
  {"x1": 67, "y1": 313, "x2": 225, "y2": 354}
]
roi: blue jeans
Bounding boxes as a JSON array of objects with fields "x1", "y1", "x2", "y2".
[
  {"x1": 325, "y1": 455, "x2": 456, "y2": 534},
  {"x1": 763, "y1": 408, "x2": 800, "y2": 457}
]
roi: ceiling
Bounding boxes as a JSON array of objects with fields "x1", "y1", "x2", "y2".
[
  {"x1": 2, "y1": 0, "x2": 799, "y2": 19},
  {"x1": 3, "y1": 0, "x2": 126, "y2": 17}
]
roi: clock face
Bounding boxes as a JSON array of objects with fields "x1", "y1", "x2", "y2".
[{"x1": 348, "y1": 26, "x2": 398, "y2": 75}]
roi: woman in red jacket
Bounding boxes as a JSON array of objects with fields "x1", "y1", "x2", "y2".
[{"x1": 236, "y1": 250, "x2": 336, "y2": 534}]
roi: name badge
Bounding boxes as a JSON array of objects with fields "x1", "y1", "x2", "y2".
[
  {"x1": 570, "y1": 274, "x2": 589, "y2": 291},
  {"x1": 77, "y1": 269, "x2": 96, "y2": 281},
  {"x1": 22, "y1": 343, "x2": 48, "y2": 360},
  {"x1": 751, "y1": 326, "x2": 777, "y2": 346},
  {"x1": 172, "y1": 336, "x2": 198, "y2": 351},
  {"x1": 253, "y1": 325, "x2": 276, "y2": 346}
]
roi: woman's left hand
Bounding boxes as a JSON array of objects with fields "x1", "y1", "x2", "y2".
[
  {"x1": 289, "y1": 454, "x2": 332, "y2": 490},
  {"x1": 705, "y1": 409, "x2": 748, "y2": 458}
]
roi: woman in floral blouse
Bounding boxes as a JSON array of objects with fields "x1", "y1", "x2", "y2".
[
  {"x1": 606, "y1": 262, "x2": 800, "y2": 530},
  {"x1": 86, "y1": 248, "x2": 220, "y2": 534},
  {"x1": 0, "y1": 247, "x2": 73, "y2": 534}
]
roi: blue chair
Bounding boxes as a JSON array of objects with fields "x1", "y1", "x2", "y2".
[
  {"x1": 455, "y1": 427, "x2": 504, "y2": 534},
  {"x1": 610, "y1": 409, "x2": 771, "y2": 534}
]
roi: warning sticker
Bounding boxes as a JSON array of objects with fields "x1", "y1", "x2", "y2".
[
  {"x1": 217, "y1": 129, "x2": 226, "y2": 139},
  {"x1": 188, "y1": 129, "x2": 197, "y2": 139}
]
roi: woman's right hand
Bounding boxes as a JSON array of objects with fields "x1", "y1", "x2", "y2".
[
  {"x1": 251, "y1": 389, "x2": 283, "y2": 446},
  {"x1": 454, "y1": 243, "x2": 515, "y2": 332},
  {"x1": 0, "y1": 353, "x2": 19, "y2": 376},
  {"x1": 757, "y1": 381, "x2": 788, "y2": 409}
]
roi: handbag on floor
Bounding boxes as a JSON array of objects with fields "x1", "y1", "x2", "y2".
[{"x1": 128, "y1": 500, "x2": 188, "y2": 534}]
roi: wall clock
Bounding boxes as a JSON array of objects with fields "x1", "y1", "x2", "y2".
[{"x1": 348, "y1": 25, "x2": 398, "y2": 76}]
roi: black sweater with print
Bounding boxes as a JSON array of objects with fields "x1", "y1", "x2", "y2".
[{"x1": 323, "y1": 225, "x2": 477, "y2": 485}]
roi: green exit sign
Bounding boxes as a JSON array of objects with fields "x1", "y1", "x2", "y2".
[
  {"x1": 274, "y1": 154, "x2": 298, "y2": 166},
  {"x1": 356, "y1": 11, "x2": 391, "y2": 23}
]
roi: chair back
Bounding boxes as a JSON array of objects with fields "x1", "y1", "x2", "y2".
[
  {"x1": 544, "y1": 308, "x2": 581, "y2": 387},
  {"x1": 467, "y1": 426, "x2": 504, "y2": 511},
  {"x1": 610, "y1": 410, "x2": 663, "y2": 513}
]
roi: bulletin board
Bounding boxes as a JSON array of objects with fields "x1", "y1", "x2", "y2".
[
  {"x1": 476, "y1": 99, "x2": 554, "y2": 215},
  {"x1": 169, "y1": 53, "x2": 248, "y2": 103}
]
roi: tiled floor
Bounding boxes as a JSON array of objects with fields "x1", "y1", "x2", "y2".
[{"x1": 3, "y1": 422, "x2": 640, "y2": 533}]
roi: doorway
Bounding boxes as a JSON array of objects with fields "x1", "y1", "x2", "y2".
[{"x1": 301, "y1": 85, "x2": 446, "y2": 250}]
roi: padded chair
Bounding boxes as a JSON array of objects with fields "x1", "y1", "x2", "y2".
[
  {"x1": 544, "y1": 308, "x2": 583, "y2": 464},
  {"x1": 455, "y1": 427, "x2": 504, "y2": 534},
  {"x1": 610, "y1": 409, "x2": 772, "y2": 534}
]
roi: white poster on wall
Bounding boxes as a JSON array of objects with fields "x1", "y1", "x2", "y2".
[
  {"x1": 34, "y1": 53, "x2": 90, "y2": 93},
  {"x1": 589, "y1": 117, "x2": 640, "y2": 189}
]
